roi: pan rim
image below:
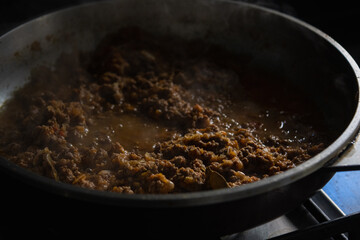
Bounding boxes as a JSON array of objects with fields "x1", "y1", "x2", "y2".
[{"x1": 0, "y1": 0, "x2": 360, "y2": 208}]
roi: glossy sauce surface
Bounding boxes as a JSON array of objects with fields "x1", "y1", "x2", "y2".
[{"x1": 0, "y1": 27, "x2": 329, "y2": 193}]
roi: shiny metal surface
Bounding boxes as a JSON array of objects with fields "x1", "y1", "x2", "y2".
[{"x1": 225, "y1": 190, "x2": 345, "y2": 240}]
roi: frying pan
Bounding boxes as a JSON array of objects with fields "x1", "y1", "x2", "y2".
[{"x1": 0, "y1": 0, "x2": 359, "y2": 238}]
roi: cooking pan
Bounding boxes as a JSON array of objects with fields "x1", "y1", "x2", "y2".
[{"x1": 0, "y1": 0, "x2": 359, "y2": 238}]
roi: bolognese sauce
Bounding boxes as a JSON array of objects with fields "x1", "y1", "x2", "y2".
[{"x1": 0, "y1": 27, "x2": 328, "y2": 194}]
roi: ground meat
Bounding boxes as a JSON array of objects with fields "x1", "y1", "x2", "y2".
[{"x1": 0, "y1": 27, "x2": 329, "y2": 194}]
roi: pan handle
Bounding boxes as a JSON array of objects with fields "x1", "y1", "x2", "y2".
[{"x1": 322, "y1": 133, "x2": 360, "y2": 172}]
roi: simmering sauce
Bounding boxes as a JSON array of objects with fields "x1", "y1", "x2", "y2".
[{"x1": 0, "y1": 27, "x2": 329, "y2": 193}]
